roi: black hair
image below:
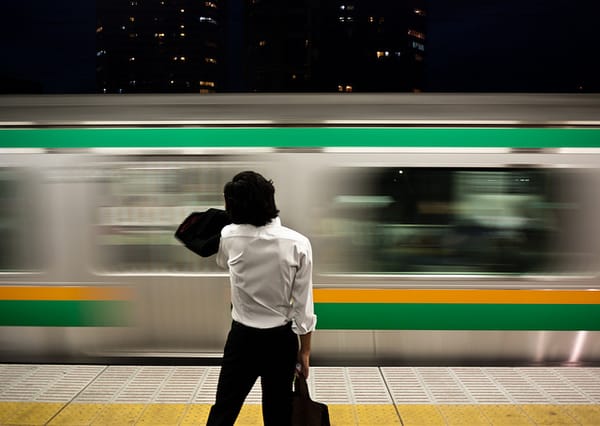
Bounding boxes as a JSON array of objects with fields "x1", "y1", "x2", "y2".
[{"x1": 223, "y1": 171, "x2": 280, "y2": 226}]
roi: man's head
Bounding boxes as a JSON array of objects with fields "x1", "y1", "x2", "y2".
[{"x1": 223, "y1": 171, "x2": 280, "y2": 226}]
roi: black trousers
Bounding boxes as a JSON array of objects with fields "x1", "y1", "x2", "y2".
[{"x1": 206, "y1": 320, "x2": 299, "y2": 426}]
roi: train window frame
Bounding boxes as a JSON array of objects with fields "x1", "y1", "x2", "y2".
[
  {"x1": 90, "y1": 158, "x2": 259, "y2": 276},
  {"x1": 311, "y1": 164, "x2": 599, "y2": 279},
  {"x1": 0, "y1": 167, "x2": 44, "y2": 274}
]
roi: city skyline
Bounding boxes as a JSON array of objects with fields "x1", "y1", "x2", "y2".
[{"x1": 1, "y1": 0, "x2": 599, "y2": 93}]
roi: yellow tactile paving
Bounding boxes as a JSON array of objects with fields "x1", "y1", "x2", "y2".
[
  {"x1": 354, "y1": 404, "x2": 402, "y2": 425},
  {"x1": 479, "y1": 404, "x2": 535, "y2": 425},
  {"x1": 90, "y1": 403, "x2": 146, "y2": 425},
  {"x1": 47, "y1": 403, "x2": 105, "y2": 425},
  {"x1": 438, "y1": 404, "x2": 491, "y2": 425},
  {"x1": 235, "y1": 404, "x2": 262, "y2": 425},
  {"x1": 3, "y1": 402, "x2": 600, "y2": 425},
  {"x1": 328, "y1": 404, "x2": 358, "y2": 425},
  {"x1": 563, "y1": 404, "x2": 600, "y2": 426},
  {"x1": 179, "y1": 404, "x2": 211, "y2": 425},
  {"x1": 137, "y1": 404, "x2": 187, "y2": 425},
  {"x1": 0, "y1": 402, "x2": 64, "y2": 425},
  {"x1": 397, "y1": 404, "x2": 446, "y2": 426},
  {"x1": 520, "y1": 404, "x2": 580, "y2": 425}
]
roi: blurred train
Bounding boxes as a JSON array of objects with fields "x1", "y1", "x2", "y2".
[{"x1": 1, "y1": 93, "x2": 600, "y2": 365}]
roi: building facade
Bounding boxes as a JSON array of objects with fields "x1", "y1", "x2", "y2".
[
  {"x1": 97, "y1": 0, "x2": 223, "y2": 93},
  {"x1": 244, "y1": 0, "x2": 426, "y2": 92},
  {"x1": 96, "y1": 0, "x2": 425, "y2": 93}
]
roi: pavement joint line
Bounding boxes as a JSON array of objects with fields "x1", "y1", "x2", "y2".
[
  {"x1": 378, "y1": 366, "x2": 404, "y2": 426},
  {"x1": 44, "y1": 364, "x2": 109, "y2": 425}
]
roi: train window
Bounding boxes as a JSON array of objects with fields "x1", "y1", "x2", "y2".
[
  {"x1": 95, "y1": 162, "x2": 239, "y2": 273},
  {"x1": 0, "y1": 169, "x2": 42, "y2": 272},
  {"x1": 315, "y1": 167, "x2": 596, "y2": 275}
]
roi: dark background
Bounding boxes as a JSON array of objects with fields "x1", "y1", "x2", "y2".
[{"x1": 1, "y1": 0, "x2": 599, "y2": 93}]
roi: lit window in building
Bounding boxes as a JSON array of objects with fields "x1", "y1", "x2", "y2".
[
  {"x1": 408, "y1": 29, "x2": 425, "y2": 40},
  {"x1": 156, "y1": 33, "x2": 166, "y2": 38},
  {"x1": 205, "y1": 1, "x2": 217, "y2": 8},
  {"x1": 412, "y1": 41, "x2": 425, "y2": 51},
  {"x1": 129, "y1": 33, "x2": 138, "y2": 38},
  {"x1": 173, "y1": 56, "x2": 179, "y2": 61},
  {"x1": 376, "y1": 51, "x2": 390, "y2": 58},
  {"x1": 96, "y1": 26, "x2": 103, "y2": 33},
  {"x1": 180, "y1": 32, "x2": 186, "y2": 37},
  {"x1": 170, "y1": 80, "x2": 175, "y2": 85},
  {"x1": 414, "y1": 8, "x2": 425, "y2": 16},
  {"x1": 199, "y1": 16, "x2": 217, "y2": 24},
  {"x1": 345, "y1": 85, "x2": 353, "y2": 92},
  {"x1": 180, "y1": 56, "x2": 186, "y2": 61},
  {"x1": 180, "y1": 9, "x2": 185, "y2": 13},
  {"x1": 180, "y1": 24, "x2": 185, "y2": 29},
  {"x1": 205, "y1": 57, "x2": 217, "y2": 64},
  {"x1": 199, "y1": 81, "x2": 216, "y2": 87},
  {"x1": 338, "y1": 84, "x2": 352, "y2": 92},
  {"x1": 259, "y1": 40, "x2": 267, "y2": 47},
  {"x1": 129, "y1": 57, "x2": 136, "y2": 61},
  {"x1": 129, "y1": 16, "x2": 135, "y2": 22},
  {"x1": 368, "y1": 16, "x2": 374, "y2": 23},
  {"x1": 96, "y1": 50, "x2": 107, "y2": 57}
]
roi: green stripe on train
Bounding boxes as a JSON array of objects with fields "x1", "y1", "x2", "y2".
[
  {"x1": 314, "y1": 303, "x2": 600, "y2": 330},
  {"x1": 0, "y1": 301, "x2": 131, "y2": 326},
  {"x1": 1, "y1": 128, "x2": 600, "y2": 148}
]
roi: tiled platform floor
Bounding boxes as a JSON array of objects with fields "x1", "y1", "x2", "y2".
[{"x1": 1, "y1": 364, "x2": 599, "y2": 425}]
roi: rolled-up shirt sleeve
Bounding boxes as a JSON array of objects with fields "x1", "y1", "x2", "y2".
[{"x1": 291, "y1": 241, "x2": 317, "y2": 335}]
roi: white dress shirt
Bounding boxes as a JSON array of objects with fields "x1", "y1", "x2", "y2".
[{"x1": 216, "y1": 217, "x2": 317, "y2": 335}]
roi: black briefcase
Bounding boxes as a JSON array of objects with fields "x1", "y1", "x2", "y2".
[{"x1": 292, "y1": 373, "x2": 331, "y2": 426}]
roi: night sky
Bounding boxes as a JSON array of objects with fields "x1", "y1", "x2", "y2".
[{"x1": 1, "y1": 0, "x2": 599, "y2": 93}]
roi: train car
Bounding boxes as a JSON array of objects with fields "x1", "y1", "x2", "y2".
[{"x1": 1, "y1": 93, "x2": 600, "y2": 365}]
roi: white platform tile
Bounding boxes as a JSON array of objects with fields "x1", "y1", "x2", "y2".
[
  {"x1": 347, "y1": 367, "x2": 392, "y2": 404},
  {"x1": 381, "y1": 367, "x2": 431, "y2": 404},
  {"x1": 0, "y1": 364, "x2": 105, "y2": 402},
  {"x1": 193, "y1": 366, "x2": 220, "y2": 404},
  {"x1": 311, "y1": 367, "x2": 353, "y2": 404},
  {"x1": 1, "y1": 364, "x2": 599, "y2": 407}
]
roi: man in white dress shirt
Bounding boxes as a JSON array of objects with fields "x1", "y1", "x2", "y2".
[{"x1": 206, "y1": 171, "x2": 317, "y2": 426}]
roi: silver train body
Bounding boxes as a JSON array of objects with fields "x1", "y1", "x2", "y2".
[{"x1": 1, "y1": 94, "x2": 600, "y2": 365}]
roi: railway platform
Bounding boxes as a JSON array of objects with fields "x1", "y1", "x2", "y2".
[{"x1": 1, "y1": 364, "x2": 599, "y2": 425}]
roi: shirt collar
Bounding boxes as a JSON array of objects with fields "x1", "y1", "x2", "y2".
[{"x1": 267, "y1": 217, "x2": 281, "y2": 227}]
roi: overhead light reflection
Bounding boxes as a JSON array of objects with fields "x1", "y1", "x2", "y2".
[{"x1": 568, "y1": 330, "x2": 588, "y2": 364}]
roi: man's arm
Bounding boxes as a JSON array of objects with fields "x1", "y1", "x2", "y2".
[{"x1": 298, "y1": 332, "x2": 312, "y2": 378}]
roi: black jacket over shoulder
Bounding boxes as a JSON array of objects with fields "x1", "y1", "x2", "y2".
[{"x1": 175, "y1": 208, "x2": 232, "y2": 257}]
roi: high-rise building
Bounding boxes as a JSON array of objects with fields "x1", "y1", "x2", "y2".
[
  {"x1": 97, "y1": 0, "x2": 223, "y2": 93},
  {"x1": 96, "y1": 0, "x2": 425, "y2": 93},
  {"x1": 244, "y1": 0, "x2": 426, "y2": 92}
]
